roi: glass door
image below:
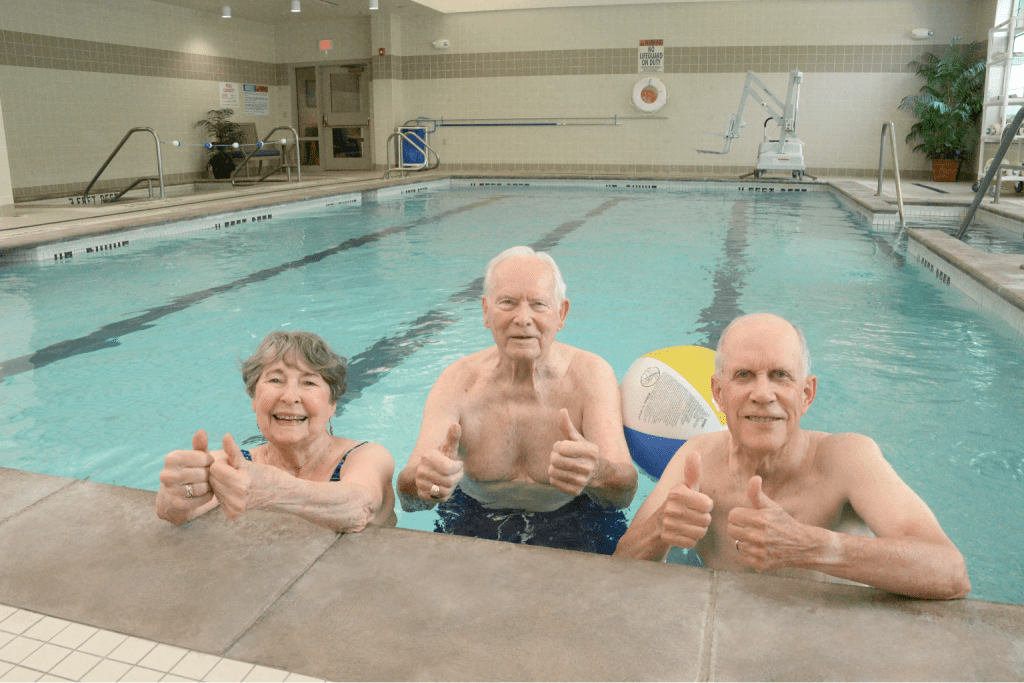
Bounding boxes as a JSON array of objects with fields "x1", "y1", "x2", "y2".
[{"x1": 321, "y1": 64, "x2": 371, "y2": 171}]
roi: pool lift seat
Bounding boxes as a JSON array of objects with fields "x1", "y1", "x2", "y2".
[{"x1": 698, "y1": 69, "x2": 815, "y2": 180}]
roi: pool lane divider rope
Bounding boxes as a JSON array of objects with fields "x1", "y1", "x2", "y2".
[{"x1": 0, "y1": 196, "x2": 506, "y2": 383}]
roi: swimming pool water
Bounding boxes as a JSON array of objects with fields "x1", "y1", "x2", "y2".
[{"x1": 1, "y1": 182, "x2": 1021, "y2": 604}]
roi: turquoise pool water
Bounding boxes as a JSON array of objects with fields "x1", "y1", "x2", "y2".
[{"x1": 0, "y1": 182, "x2": 1021, "y2": 604}]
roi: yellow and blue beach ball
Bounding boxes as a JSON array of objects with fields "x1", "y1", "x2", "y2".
[{"x1": 620, "y1": 345, "x2": 727, "y2": 479}]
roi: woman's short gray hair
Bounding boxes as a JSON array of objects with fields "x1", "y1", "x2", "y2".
[
  {"x1": 241, "y1": 331, "x2": 348, "y2": 403},
  {"x1": 714, "y1": 313, "x2": 811, "y2": 376},
  {"x1": 483, "y1": 246, "x2": 567, "y2": 303}
]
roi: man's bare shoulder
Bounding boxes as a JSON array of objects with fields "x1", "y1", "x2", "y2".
[
  {"x1": 815, "y1": 431, "x2": 882, "y2": 461},
  {"x1": 434, "y1": 347, "x2": 496, "y2": 385},
  {"x1": 558, "y1": 343, "x2": 615, "y2": 380}
]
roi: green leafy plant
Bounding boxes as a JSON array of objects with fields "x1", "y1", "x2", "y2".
[
  {"x1": 898, "y1": 38, "x2": 986, "y2": 161},
  {"x1": 194, "y1": 108, "x2": 242, "y2": 178}
]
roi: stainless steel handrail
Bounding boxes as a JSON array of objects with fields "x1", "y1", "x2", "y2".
[
  {"x1": 958, "y1": 106, "x2": 1024, "y2": 239},
  {"x1": 230, "y1": 125, "x2": 301, "y2": 186},
  {"x1": 384, "y1": 131, "x2": 440, "y2": 179},
  {"x1": 876, "y1": 122, "x2": 906, "y2": 231},
  {"x1": 83, "y1": 127, "x2": 165, "y2": 201}
]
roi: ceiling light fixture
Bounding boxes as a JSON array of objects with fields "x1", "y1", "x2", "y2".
[
  {"x1": 291, "y1": 0, "x2": 301, "y2": 12},
  {"x1": 369, "y1": 0, "x2": 378, "y2": 9},
  {"x1": 221, "y1": 5, "x2": 231, "y2": 17}
]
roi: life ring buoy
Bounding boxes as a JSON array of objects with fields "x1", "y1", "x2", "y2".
[
  {"x1": 620, "y1": 346, "x2": 726, "y2": 479},
  {"x1": 632, "y1": 78, "x2": 667, "y2": 113}
]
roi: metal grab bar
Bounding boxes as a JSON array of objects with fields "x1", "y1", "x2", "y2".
[
  {"x1": 876, "y1": 122, "x2": 906, "y2": 231},
  {"x1": 384, "y1": 131, "x2": 440, "y2": 179},
  {"x1": 957, "y1": 106, "x2": 1024, "y2": 240},
  {"x1": 230, "y1": 125, "x2": 301, "y2": 186},
  {"x1": 83, "y1": 127, "x2": 165, "y2": 201}
]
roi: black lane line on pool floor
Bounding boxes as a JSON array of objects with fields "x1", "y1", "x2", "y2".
[
  {"x1": 0, "y1": 196, "x2": 506, "y2": 383},
  {"x1": 330, "y1": 197, "x2": 626, "y2": 417},
  {"x1": 692, "y1": 196, "x2": 751, "y2": 349}
]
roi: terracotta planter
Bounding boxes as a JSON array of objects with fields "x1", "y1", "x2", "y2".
[{"x1": 932, "y1": 159, "x2": 960, "y2": 182}]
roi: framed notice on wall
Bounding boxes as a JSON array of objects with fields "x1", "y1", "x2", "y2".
[
  {"x1": 243, "y1": 84, "x2": 270, "y2": 116},
  {"x1": 220, "y1": 82, "x2": 240, "y2": 108},
  {"x1": 638, "y1": 39, "x2": 664, "y2": 73}
]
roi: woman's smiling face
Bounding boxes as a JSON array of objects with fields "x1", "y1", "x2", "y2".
[{"x1": 252, "y1": 354, "x2": 336, "y2": 448}]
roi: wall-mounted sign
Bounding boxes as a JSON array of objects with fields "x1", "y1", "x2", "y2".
[
  {"x1": 220, "y1": 82, "x2": 240, "y2": 108},
  {"x1": 639, "y1": 39, "x2": 664, "y2": 73},
  {"x1": 243, "y1": 83, "x2": 270, "y2": 116}
]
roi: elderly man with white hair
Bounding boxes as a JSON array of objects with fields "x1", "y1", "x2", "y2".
[
  {"x1": 614, "y1": 312, "x2": 971, "y2": 600},
  {"x1": 397, "y1": 246, "x2": 638, "y2": 554}
]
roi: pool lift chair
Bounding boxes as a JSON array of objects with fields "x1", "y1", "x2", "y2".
[{"x1": 698, "y1": 69, "x2": 815, "y2": 180}]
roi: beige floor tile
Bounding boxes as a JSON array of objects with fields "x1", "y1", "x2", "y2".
[
  {"x1": 169, "y1": 652, "x2": 219, "y2": 680},
  {"x1": 48, "y1": 651, "x2": 101, "y2": 680},
  {"x1": 159, "y1": 675, "x2": 196, "y2": 682},
  {"x1": 107, "y1": 636, "x2": 158, "y2": 665},
  {"x1": 0, "y1": 611, "x2": 43, "y2": 636},
  {"x1": 19, "y1": 643, "x2": 71, "y2": 673},
  {"x1": 0, "y1": 664, "x2": 11, "y2": 678},
  {"x1": 21, "y1": 618, "x2": 71, "y2": 643},
  {"x1": 48, "y1": 623, "x2": 97, "y2": 650},
  {"x1": 241, "y1": 665, "x2": 289, "y2": 682},
  {"x1": 120, "y1": 665, "x2": 166, "y2": 682},
  {"x1": 78, "y1": 629, "x2": 127, "y2": 657},
  {"x1": 202, "y1": 659, "x2": 253, "y2": 682},
  {"x1": 282, "y1": 674, "x2": 323, "y2": 682},
  {"x1": 0, "y1": 665, "x2": 42, "y2": 682},
  {"x1": 0, "y1": 634, "x2": 12, "y2": 650},
  {"x1": 137, "y1": 643, "x2": 188, "y2": 673},
  {"x1": 79, "y1": 658, "x2": 131, "y2": 682},
  {"x1": 37, "y1": 675, "x2": 71, "y2": 682},
  {"x1": 0, "y1": 609, "x2": 15, "y2": 624},
  {"x1": 0, "y1": 635, "x2": 43, "y2": 665}
]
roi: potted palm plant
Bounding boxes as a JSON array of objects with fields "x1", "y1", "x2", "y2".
[
  {"x1": 898, "y1": 38, "x2": 985, "y2": 181},
  {"x1": 194, "y1": 109, "x2": 242, "y2": 179}
]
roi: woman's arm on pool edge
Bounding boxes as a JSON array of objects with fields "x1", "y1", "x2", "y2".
[{"x1": 210, "y1": 435, "x2": 396, "y2": 532}]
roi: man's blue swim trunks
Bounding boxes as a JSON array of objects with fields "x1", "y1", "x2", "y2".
[{"x1": 434, "y1": 486, "x2": 628, "y2": 555}]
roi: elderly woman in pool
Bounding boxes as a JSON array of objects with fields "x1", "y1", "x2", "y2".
[{"x1": 156, "y1": 331, "x2": 397, "y2": 531}]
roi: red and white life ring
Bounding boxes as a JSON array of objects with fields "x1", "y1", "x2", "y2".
[{"x1": 632, "y1": 78, "x2": 667, "y2": 113}]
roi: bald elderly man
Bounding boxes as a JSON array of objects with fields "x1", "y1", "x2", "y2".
[
  {"x1": 397, "y1": 246, "x2": 638, "y2": 554},
  {"x1": 614, "y1": 313, "x2": 970, "y2": 600}
]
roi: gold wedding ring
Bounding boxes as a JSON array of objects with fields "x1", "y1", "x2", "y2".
[
  {"x1": 429, "y1": 484, "x2": 442, "y2": 499},
  {"x1": 185, "y1": 483, "x2": 195, "y2": 498}
]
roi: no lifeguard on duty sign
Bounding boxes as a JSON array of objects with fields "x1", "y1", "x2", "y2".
[{"x1": 639, "y1": 39, "x2": 664, "y2": 73}]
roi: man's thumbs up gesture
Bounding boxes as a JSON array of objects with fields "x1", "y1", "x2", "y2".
[
  {"x1": 548, "y1": 408, "x2": 601, "y2": 496},
  {"x1": 659, "y1": 450, "x2": 714, "y2": 549},
  {"x1": 415, "y1": 423, "x2": 464, "y2": 504},
  {"x1": 728, "y1": 475, "x2": 807, "y2": 571}
]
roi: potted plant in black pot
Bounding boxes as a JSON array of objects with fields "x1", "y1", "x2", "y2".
[
  {"x1": 899, "y1": 38, "x2": 985, "y2": 182},
  {"x1": 194, "y1": 108, "x2": 242, "y2": 179}
]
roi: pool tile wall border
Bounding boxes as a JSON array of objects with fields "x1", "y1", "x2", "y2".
[
  {"x1": 907, "y1": 229, "x2": 1024, "y2": 337},
  {"x1": 0, "y1": 192, "x2": 362, "y2": 265}
]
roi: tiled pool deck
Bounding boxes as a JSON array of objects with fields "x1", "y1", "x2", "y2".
[{"x1": 2, "y1": 172, "x2": 1023, "y2": 682}]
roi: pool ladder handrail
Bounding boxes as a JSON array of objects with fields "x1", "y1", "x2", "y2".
[
  {"x1": 876, "y1": 122, "x2": 906, "y2": 232},
  {"x1": 230, "y1": 125, "x2": 302, "y2": 187},
  {"x1": 384, "y1": 130, "x2": 440, "y2": 179},
  {"x1": 83, "y1": 127, "x2": 165, "y2": 202},
  {"x1": 957, "y1": 106, "x2": 1024, "y2": 240}
]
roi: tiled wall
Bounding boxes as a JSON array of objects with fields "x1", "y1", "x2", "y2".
[
  {"x1": 0, "y1": 0, "x2": 1001, "y2": 198},
  {"x1": 0, "y1": 0, "x2": 291, "y2": 201},
  {"x1": 372, "y1": 0, "x2": 993, "y2": 179}
]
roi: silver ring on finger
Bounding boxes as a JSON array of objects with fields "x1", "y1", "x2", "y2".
[
  {"x1": 185, "y1": 483, "x2": 195, "y2": 499},
  {"x1": 735, "y1": 539, "x2": 740, "y2": 553},
  {"x1": 430, "y1": 484, "x2": 442, "y2": 499}
]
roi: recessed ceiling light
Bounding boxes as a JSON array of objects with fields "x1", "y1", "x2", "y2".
[
  {"x1": 291, "y1": 0, "x2": 301, "y2": 12},
  {"x1": 221, "y1": 5, "x2": 231, "y2": 17}
]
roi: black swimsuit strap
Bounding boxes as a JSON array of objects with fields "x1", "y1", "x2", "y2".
[
  {"x1": 238, "y1": 444, "x2": 368, "y2": 482},
  {"x1": 331, "y1": 441, "x2": 369, "y2": 482}
]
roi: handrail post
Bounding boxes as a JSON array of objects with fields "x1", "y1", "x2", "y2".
[
  {"x1": 877, "y1": 123, "x2": 888, "y2": 196},
  {"x1": 83, "y1": 127, "x2": 164, "y2": 201},
  {"x1": 876, "y1": 122, "x2": 905, "y2": 230},
  {"x1": 957, "y1": 105, "x2": 1024, "y2": 239}
]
